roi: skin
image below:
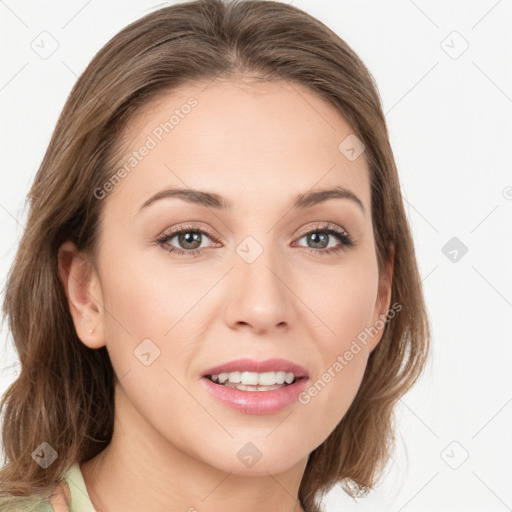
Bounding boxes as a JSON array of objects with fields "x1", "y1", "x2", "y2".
[{"x1": 58, "y1": 76, "x2": 393, "y2": 512}]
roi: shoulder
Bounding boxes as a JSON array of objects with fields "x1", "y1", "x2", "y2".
[
  {"x1": 49, "y1": 480, "x2": 72, "y2": 512},
  {"x1": 0, "y1": 495, "x2": 56, "y2": 512},
  {"x1": 0, "y1": 480, "x2": 71, "y2": 512},
  {"x1": 0, "y1": 462, "x2": 93, "y2": 512}
]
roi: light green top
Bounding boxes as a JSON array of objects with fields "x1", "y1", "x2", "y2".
[
  {"x1": 0, "y1": 462, "x2": 97, "y2": 512},
  {"x1": 60, "y1": 462, "x2": 96, "y2": 512}
]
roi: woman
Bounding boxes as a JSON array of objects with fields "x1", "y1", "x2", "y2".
[{"x1": 0, "y1": 0, "x2": 430, "y2": 510}]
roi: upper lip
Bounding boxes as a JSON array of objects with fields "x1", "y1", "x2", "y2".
[{"x1": 201, "y1": 358, "x2": 309, "y2": 378}]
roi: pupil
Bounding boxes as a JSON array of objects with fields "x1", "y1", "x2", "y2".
[
  {"x1": 309, "y1": 232, "x2": 328, "y2": 249},
  {"x1": 179, "y1": 232, "x2": 201, "y2": 249}
]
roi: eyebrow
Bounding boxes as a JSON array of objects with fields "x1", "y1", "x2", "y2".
[{"x1": 139, "y1": 185, "x2": 365, "y2": 214}]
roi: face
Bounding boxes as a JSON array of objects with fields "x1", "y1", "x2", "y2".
[{"x1": 68, "y1": 77, "x2": 392, "y2": 476}]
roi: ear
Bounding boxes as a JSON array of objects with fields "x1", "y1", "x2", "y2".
[
  {"x1": 368, "y1": 243, "x2": 395, "y2": 352},
  {"x1": 58, "y1": 240, "x2": 105, "y2": 349}
]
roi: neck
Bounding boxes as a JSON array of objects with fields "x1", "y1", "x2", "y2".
[{"x1": 80, "y1": 384, "x2": 308, "y2": 512}]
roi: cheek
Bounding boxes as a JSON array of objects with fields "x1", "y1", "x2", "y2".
[
  {"x1": 297, "y1": 318, "x2": 372, "y2": 452},
  {"x1": 95, "y1": 248, "x2": 179, "y2": 378},
  {"x1": 297, "y1": 348, "x2": 368, "y2": 452},
  {"x1": 99, "y1": 251, "x2": 203, "y2": 340},
  {"x1": 97, "y1": 258, "x2": 204, "y2": 442},
  {"x1": 97, "y1": 247, "x2": 221, "y2": 399},
  {"x1": 297, "y1": 251, "x2": 380, "y2": 347},
  {"x1": 292, "y1": 256, "x2": 379, "y2": 443}
]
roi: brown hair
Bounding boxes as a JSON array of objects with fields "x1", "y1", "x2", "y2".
[{"x1": 0, "y1": 1, "x2": 430, "y2": 510}]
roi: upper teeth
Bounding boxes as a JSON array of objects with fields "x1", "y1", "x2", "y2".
[{"x1": 210, "y1": 371, "x2": 296, "y2": 386}]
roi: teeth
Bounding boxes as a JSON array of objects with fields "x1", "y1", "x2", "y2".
[
  {"x1": 275, "y1": 371, "x2": 286, "y2": 384},
  {"x1": 222, "y1": 382, "x2": 288, "y2": 392},
  {"x1": 209, "y1": 370, "x2": 297, "y2": 386}
]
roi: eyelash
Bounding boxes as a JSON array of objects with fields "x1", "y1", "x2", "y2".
[{"x1": 155, "y1": 222, "x2": 355, "y2": 257}]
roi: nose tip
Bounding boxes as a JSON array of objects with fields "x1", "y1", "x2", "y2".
[{"x1": 223, "y1": 253, "x2": 296, "y2": 334}]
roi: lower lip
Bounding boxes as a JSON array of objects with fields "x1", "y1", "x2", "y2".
[{"x1": 200, "y1": 377, "x2": 309, "y2": 415}]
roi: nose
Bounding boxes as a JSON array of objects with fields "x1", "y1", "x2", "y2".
[{"x1": 223, "y1": 244, "x2": 297, "y2": 334}]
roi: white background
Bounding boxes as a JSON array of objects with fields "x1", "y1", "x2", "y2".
[{"x1": 1, "y1": 1, "x2": 511, "y2": 510}]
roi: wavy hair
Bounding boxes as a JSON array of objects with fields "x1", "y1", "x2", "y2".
[{"x1": 0, "y1": 1, "x2": 430, "y2": 510}]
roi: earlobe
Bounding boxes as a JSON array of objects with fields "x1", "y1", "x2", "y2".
[{"x1": 57, "y1": 240, "x2": 105, "y2": 349}]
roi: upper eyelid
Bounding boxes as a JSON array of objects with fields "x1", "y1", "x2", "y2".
[
  {"x1": 295, "y1": 223, "x2": 349, "y2": 237},
  {"x1": 158, "y1": 224, "x2": 218, "y2": 242}
]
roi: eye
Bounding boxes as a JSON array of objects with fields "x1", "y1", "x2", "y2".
[
  {"x1": 156, "y1": 224, "x2": 219, "y2": 257},
  {"x1": 155, "y1": 222, "x2": 354, "y2": 258},
  {"x1": 294, "y1": 223, "x2": 354, "y2": 255}
]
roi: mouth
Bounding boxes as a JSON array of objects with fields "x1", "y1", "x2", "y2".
[
  {"x1": 200, "y1": 358, "x2": 309, "y2": 390},
  {"x1": 200, "y1": 370, "x2": 309, "y2": 415}
]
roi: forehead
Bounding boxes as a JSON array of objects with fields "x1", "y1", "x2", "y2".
[{"x1": 105, "y1": 77, "x2": 371, "y2": 217}]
